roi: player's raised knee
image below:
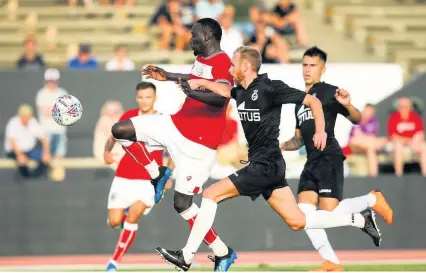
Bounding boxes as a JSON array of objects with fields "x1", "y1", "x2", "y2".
[
  {"x1": 111, "y1": 120, "x2": 134, "y2": 139},
  {"x1": 111, "y1": 122, "x2": 124, "y2": 138},
  {"x1": 287, "y1": 219, "x2": 305, "y2": 231},
  {"x1": 108, "y1": 215, "x2": 123, "y2": 228},
  {"x1": 173, "y1": 192, "x2": 193, "y2": 213}
]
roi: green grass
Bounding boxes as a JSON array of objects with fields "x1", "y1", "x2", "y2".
[{"x1": 30, "y1": 264, "x2": 426, "y2": 272}]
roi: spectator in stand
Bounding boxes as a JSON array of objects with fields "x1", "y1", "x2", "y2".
[
  {"x1": 68, "y1": 44, "x2": 99, "y2": 70},
  {"x1": 35, "y1": 69, "x2": 68, "y2": 162},
  {"x1": 195, "y1": 0, "x2": 224, "y2": 20},
  {"x1": 263, "y1": 0, "x2": 308, "y2": 48},
  {"x1": 150, "y1": 0, "x2": 181, "y2": 51},
  {"x1": 249, "y1": 9, "x2": 289, "y2": 63},
  {"x1": 174, "y1": 0, "x2": 197, "y2": 51},
  {"x1": 4, "y1": 104, "x2": 51, "y2": 179},
  {"x1": 98, "y1": 0, "x2": 135, "y2": 6},
  {"x1": 16, "y1": 38, "x2": 46, "y2": 71},
  {"x1": 387, "y1": 97, "x2": 426, "y2": 176},
  {"x1": 219, "y1": 5, "x2": 244, "y2": 58},
  {"x1": 348, "y1": 104, "x2": 388, "y2": 177},
  {"x1": 67, "y1": 0, "x2": 93, "y2": 8},
  {"x1": 93, "y1": 100, "x2": 125, "y2": 170},
  {"x1": 105, "y1": 44, "x2": 135, "y2": 71}
]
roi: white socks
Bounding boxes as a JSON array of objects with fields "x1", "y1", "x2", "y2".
[
  {"x1": 209, "y1": 237, "x2": 229, "y2": 257},
  {"x1": 299, "y1": 193, "x2": 377, "y2": 265},
  {"x1": 123, "y1": 221, "x2": 138, "y2": 231},
  {"x1": 144, "y1": 161, "x2": 160, "y2": 179},
  {"x1": 305, "y1": 210, "x2": 365, "y2": 229},
  {"x1": 179, "y1": 203, "x2": 228, "y2": 258},
  {"x1": 299, "y1": 204, "x2": 340, "y2": 264},
  {"x1": 182, "y1": 198, "x2": 218, "y2": 264},
  {"x1": 333, "y1": 193, "x2": 376, "y2": 214}
]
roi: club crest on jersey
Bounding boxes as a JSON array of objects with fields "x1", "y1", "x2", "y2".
[
  {"x1": 110, "y1": 193, "x2": 116, "y2": 200},
  {"x1": 186, "y1": 176, "x2": 192, "y2": 181},
  {"x1": 251, "y1": 90, "x2": 258, "y2": 101},
  {"x1": 191, "y1": 60, "x2": 213, "y2": 79}
]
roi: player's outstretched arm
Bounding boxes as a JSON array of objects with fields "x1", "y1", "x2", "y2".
[
  {"x1": 179, "y1": 79, "x2": 228, "y2": 107},
  {"x1": 280, "y1": 129, "x2": 304, "y2": 151},
  {"x1": 141, "y1": 65, "x2": 190, "y2": 82},
  {"x1": 303, "y1": 94, "x2": 327, "y2": 151},
  {"x1": 335, "y1": 88, "x2": 361, "y2": 124},
  {"x1": 188, "y1": 79, "x2": 232, "y2": 98}
]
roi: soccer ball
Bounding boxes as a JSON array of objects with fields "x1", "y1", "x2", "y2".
[{"x1": 52, "y1": 95, "x2": 83, "y2": 126}]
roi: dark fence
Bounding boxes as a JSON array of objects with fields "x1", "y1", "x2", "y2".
[{"x1": 1, "y1": 170, "x2": 425, "y2": 256}]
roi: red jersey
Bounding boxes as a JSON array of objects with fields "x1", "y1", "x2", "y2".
[
  {"x1": 115, "y1": 109, "x2": 164, "y2": 180},
  {"x1": 218, "y1": 118, "x2": 238, "y2": 146},
  {"x1": 387, "y1": 111, "x2": 424, "y2": 139},
  {"x1": 171, "y1": 52, "x2": 234, "y2": 150}
]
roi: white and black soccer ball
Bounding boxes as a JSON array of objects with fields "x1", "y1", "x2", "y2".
[{"x1": 52, "y1": 94, "x2": 83, "y2": 126}]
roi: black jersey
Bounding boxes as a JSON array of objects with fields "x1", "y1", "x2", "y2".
[
  {"x1": 231, "y1": 74, "x2": 306, "y2": 161},
  {"x1": 295, "y1": 82, "x2": 350, "y2": 157}
]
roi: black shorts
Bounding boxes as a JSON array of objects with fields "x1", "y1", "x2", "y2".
[
  {"x1": 229, "y1": 158, "x2": 288, "y2": 201},
  {"x1": 297, "y1": 155, "x2": 344, "y2": 201}
]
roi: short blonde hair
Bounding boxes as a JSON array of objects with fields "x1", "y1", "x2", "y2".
[
  {"x1": 18, "y1": 104, "x2": 33, "y2": 117},
  {"x1": 234, "y1": 46, "x2": 262, "y2": 72}
]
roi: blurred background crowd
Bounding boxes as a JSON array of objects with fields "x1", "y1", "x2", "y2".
[{"x1": 0, "y1": 0, "x2": 425, "y2": 182}]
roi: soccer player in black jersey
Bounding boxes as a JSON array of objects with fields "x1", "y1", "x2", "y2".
[
  {"x1": 156, "y1": 46, "x2": 384, "y2": 272},
  {"x1": 280, "y1": 46, "x2": 394, "y2": 271}
]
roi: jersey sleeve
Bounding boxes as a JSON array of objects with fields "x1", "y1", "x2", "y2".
[
  {"x1": 387, "y1": 113, "x2": 398, "y2": 137},
  {"x1": 333, "y1": 98, "x2": 350, "y2": 117},
  {"x1": 415, "y1": 114, "x2": 424, "y2": 133},
  {"x1": 211, "y1": 56, "x2": 234, "y2": 86},
  {"x1": 295, "y1": 106, "x2": 300, "y2": 129},
  {"x1": 119, "y1": 110, "x2": 133, "y2": 122},
  {"x1": 271, "y1": 80, "x2": 306, "y2": 105}
]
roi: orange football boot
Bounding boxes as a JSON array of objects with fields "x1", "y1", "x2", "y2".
[
  {"x1": 309, "y1": 261, "x2": 344, "y2": 272},
  {"x1": 370, "y1": 189, "x2": 394, "y2": 224}
]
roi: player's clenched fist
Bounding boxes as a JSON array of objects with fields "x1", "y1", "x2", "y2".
[
  {"x1": 141, "y1": 65, "x2": 167, "y2": 81},
  {"x1": 313, "y1": 131, "x2": 327, "y2": 151},
  {"x1": 335, "y1": 88, "x2": 351, "y2": 106}
]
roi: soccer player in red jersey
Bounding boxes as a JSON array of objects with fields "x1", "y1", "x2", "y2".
[
  {"x1": 104, "y1": 82, "x2": 172, "y2": 271},
  {"x1": 112, "y1": 18, "x2": 237, "y2": 271}
]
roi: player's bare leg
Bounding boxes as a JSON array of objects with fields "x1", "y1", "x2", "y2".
[
  {"x1": 156, "y1": 178, "x2": 239, "y2": 271},
  {"x1": 266, "y1": 187, "x2": 382, "y2": 246},
  {"x1": 298, "y1": 189, "x2": 393, "y2": 272},
  {"x1": 108, "y1": 208, "x2": 127, "y2": 230},
  {"x1": 112, "y1": 120, "x2": 172, "y2": 203},
  {"x1": 106, "y1": 201, "x2": 146, "y2": 271}
]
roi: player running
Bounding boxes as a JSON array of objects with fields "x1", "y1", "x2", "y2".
[
  {"x1": 280, "y1": 46, "x2": 393, "y2": 271},
  {"x1": 104, "y1": 82, "x2": 172, "y2": 272},
  {"x1": 112, "y1": 18, "x2": 237, "y2": 271},
  {"x1": 156, "y1": 46, "x2": 386, "y2": 272}
]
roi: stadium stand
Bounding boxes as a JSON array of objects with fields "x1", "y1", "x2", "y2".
[
  {"x1": 0, "y1": 0, "x2": 198, "y2": 68},
  {"x1": 307, "y1": 0, "x2": 426, "y2": 79}
]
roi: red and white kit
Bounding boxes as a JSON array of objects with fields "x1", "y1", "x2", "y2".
[
  {"x1": 131, "y1": 52, "x2": 234, "y2": 195},
  {"x1": 107, "y1": 109, "x2": 164, "y2": 215}
]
